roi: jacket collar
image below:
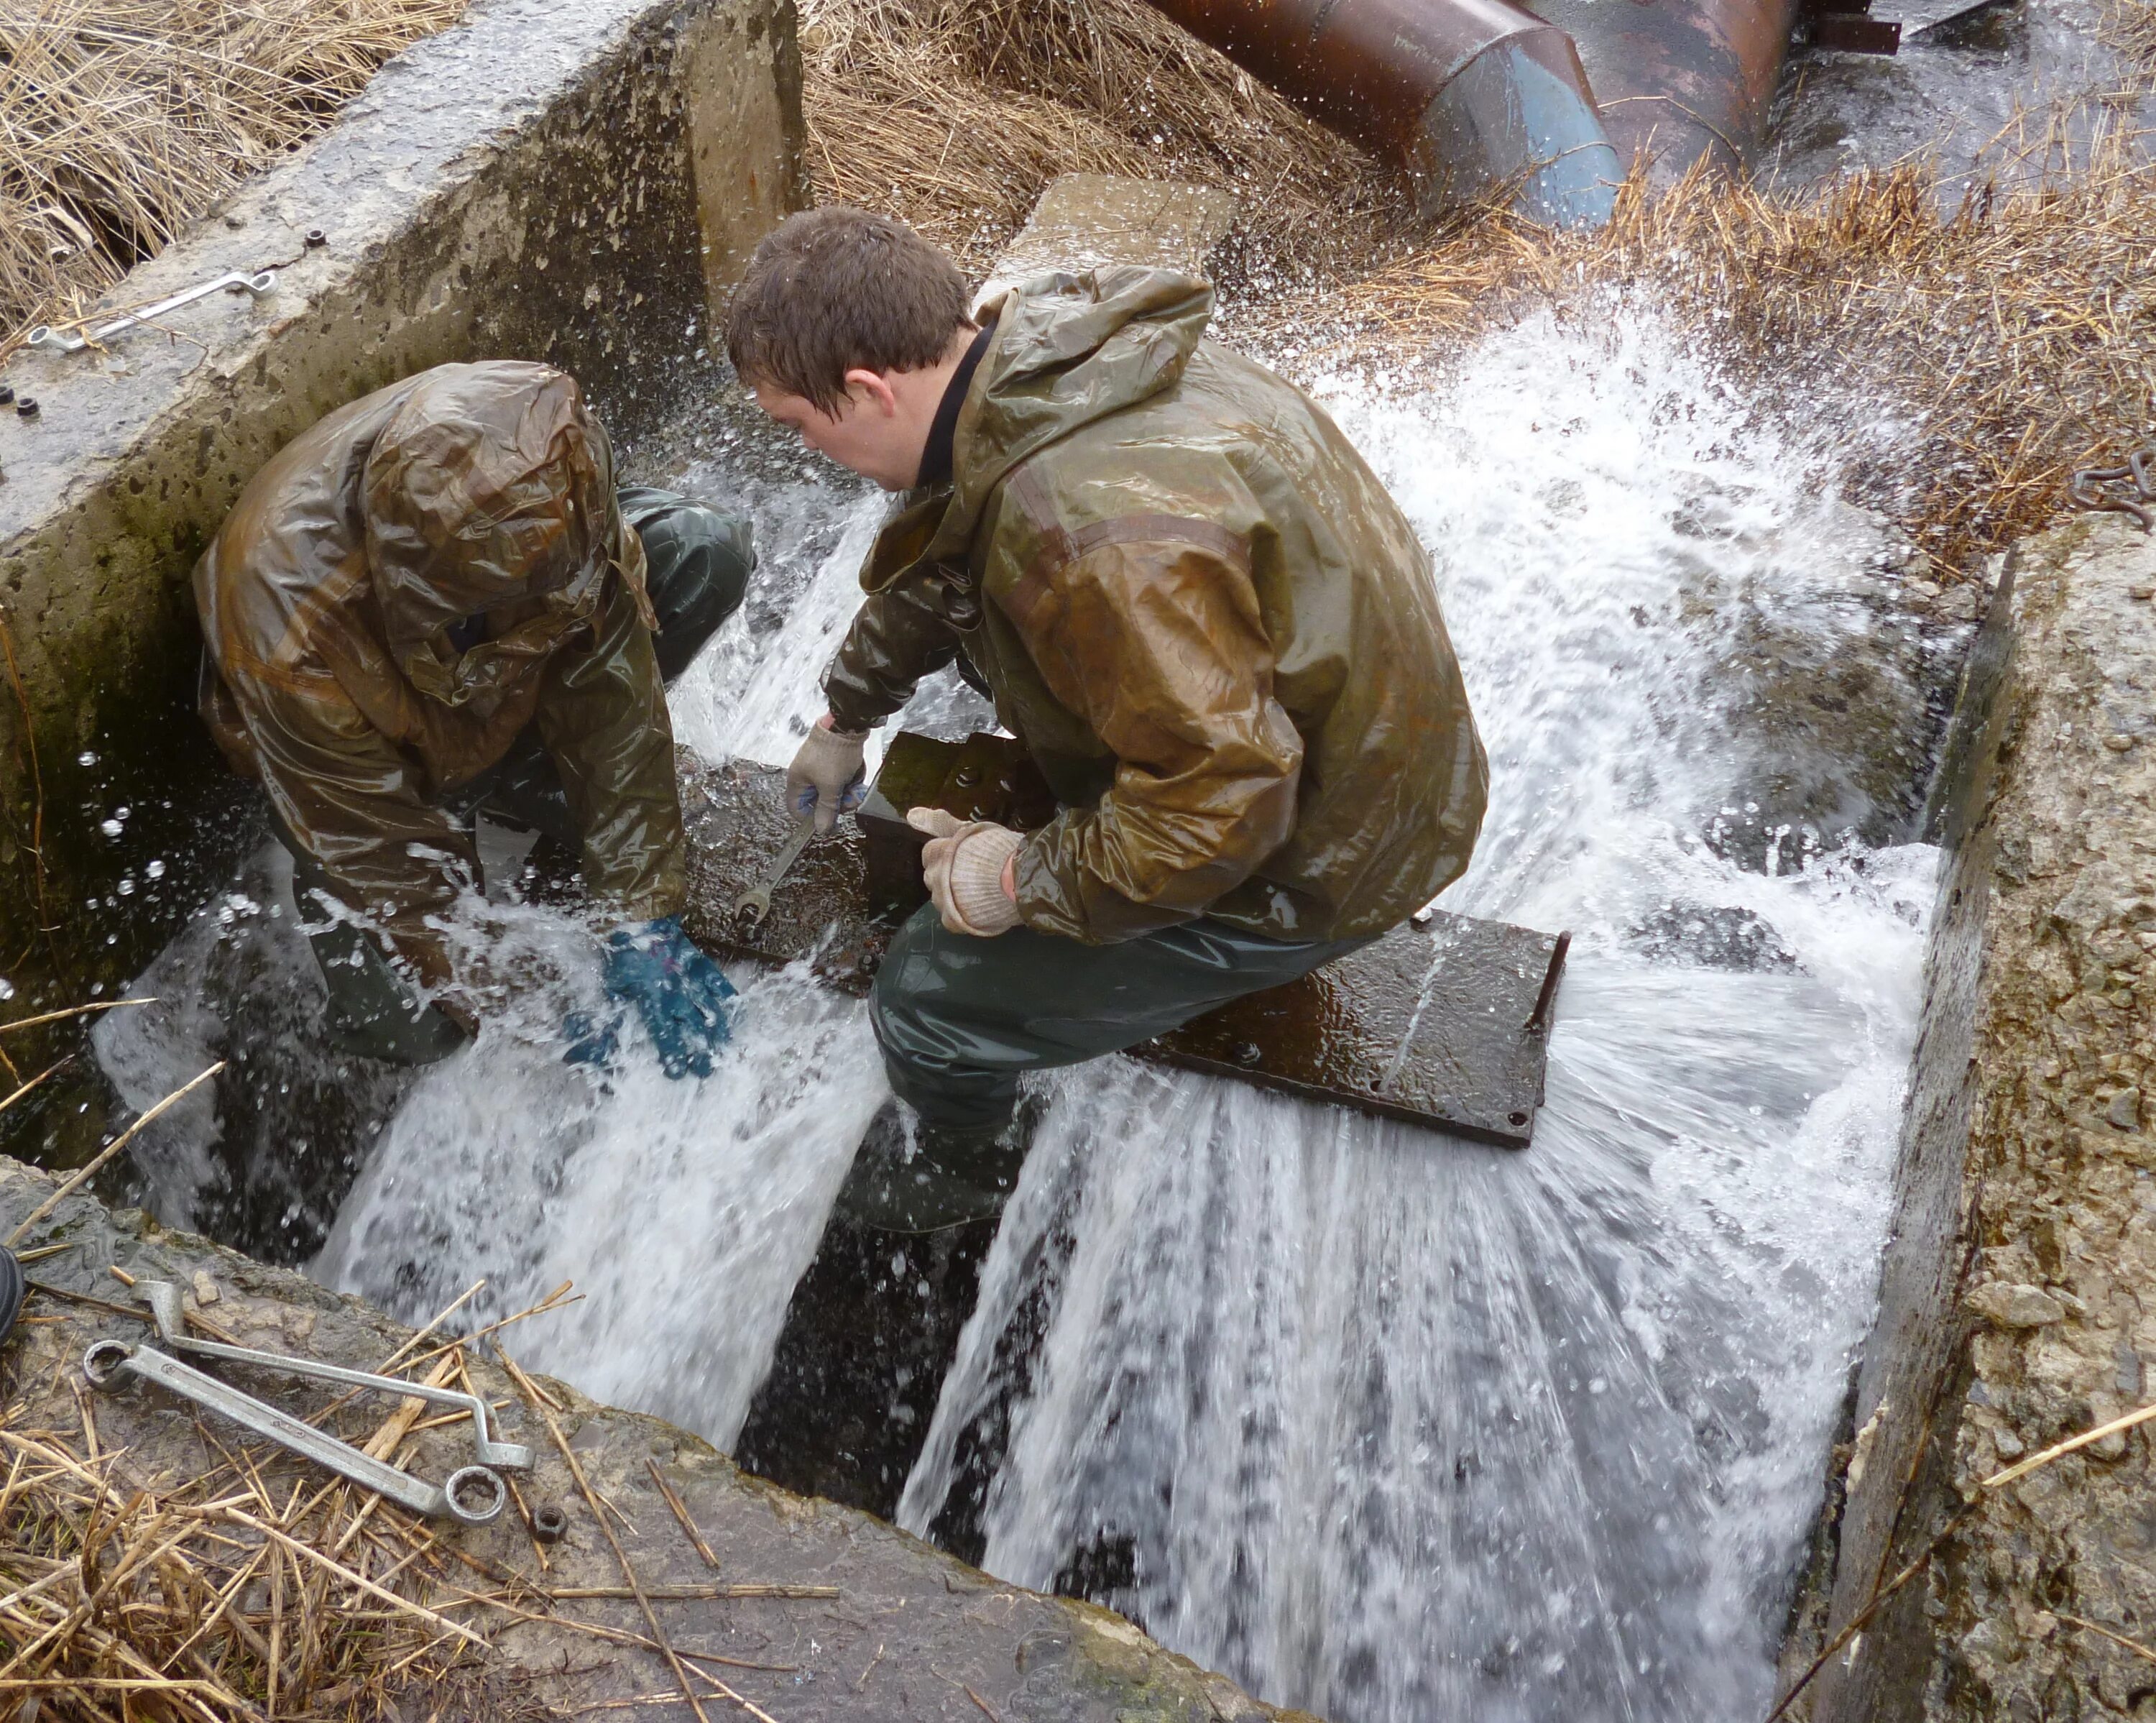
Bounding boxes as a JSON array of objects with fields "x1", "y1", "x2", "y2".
[{"x1": 859, "y1": 265, "x2": 1213, "y2": 594}]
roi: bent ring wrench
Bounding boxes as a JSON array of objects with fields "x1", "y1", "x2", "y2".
[
  {"x1": 27, "y1": 270, "x2": 277, "y2": 354},
  {"x1": 137, "y1": 1281, "x2": 531, "y2": 1472},
  {"x1": 733, "y1": 818, "x2": 815, "y2": 928},
  {"x1": 84, "y1": 1338, "x2": 506, "y2": 1527}
]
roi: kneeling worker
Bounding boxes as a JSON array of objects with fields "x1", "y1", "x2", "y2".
[
  {"x1": 195, "y1": 360, "x2": 747, "y2": 1077},
  {"x1": 728, "y1": 209, "x2": 1488, "y2": 1226}
]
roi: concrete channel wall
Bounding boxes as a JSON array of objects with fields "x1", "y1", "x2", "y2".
[
  {"x1": 1790, "y1": 515, "x2": 2156, "y2": 1719},
  {"x1": 0, "y1": 0, "x2": 805, "y2": 1028}
]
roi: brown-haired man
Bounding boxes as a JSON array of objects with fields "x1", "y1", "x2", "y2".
[{"x1": 729, "y1": 207, "x2": 1488, "y2": 1230}]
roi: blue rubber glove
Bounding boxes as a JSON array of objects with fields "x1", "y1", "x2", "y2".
[{"x1": 563, "y1": 917, "x2": 737, "y2": 1080}]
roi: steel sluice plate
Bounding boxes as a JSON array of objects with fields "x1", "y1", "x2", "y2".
[{"x1": 676, "y1": 742, "x2": 1564, "y2": 1147}]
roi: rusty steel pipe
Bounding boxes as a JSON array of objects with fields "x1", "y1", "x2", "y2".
[
  {"x1": 1534, "y1": 0, "x2": 1804, "y2": 176},
  {"x1": 1142, "y1": 0, "x2": 1619, "y2": 227}
]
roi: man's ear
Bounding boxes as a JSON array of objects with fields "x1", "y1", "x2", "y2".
[{"x1": 843, "y1": 367, "x2": 900, "y2": 418}]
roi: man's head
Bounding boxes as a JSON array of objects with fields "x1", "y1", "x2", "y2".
[{"x1": 727, "y1": 208, "x2": 975, "y2": 490}]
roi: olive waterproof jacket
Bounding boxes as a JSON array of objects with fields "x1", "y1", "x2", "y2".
[
  {"x1": 825, "y1": 267, "x2": 1488, "y2": 945},
  {"x1": 194, "y1": 361, "x2": 683, "y2": 988}
]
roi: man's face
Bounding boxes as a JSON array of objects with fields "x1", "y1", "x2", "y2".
[{"x1": 752, "y1": 375, "x2": 923, "y2": 492}]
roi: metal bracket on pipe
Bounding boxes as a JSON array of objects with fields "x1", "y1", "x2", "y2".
[
  {"x1": 135, "y1": 1281, "x2": 533, "y2": 1472},
  {"x1": 83, "y1": 1338, "x2": 507, "y2": 1526},
  {"x1": 25, "y1": 270, "x2": 277, "y2": 354}
]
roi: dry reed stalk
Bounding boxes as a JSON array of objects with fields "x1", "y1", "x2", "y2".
[
  {"x1": 0, "y1": 0, "x2": 472, "y2": 346},
  {"x1": 797, "y1": 0, "x2": 1417, "y2": 287},
  {"x1": 0, "y1": 1400, "x2": 533, "y2": 1720}
]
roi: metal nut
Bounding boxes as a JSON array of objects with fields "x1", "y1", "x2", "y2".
[
  {"x1": 15, "y1": 398, "x2": 38, "y2": 420},
  {"x1": 530, "y1": 1502, "x2": 569, "y2": 1544}
]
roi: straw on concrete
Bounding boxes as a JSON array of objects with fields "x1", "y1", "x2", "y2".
[
  {"x1": 0, "y1": 1374, "x2": 540, "y2": 1721},
  {"x1": 0, "y1": 0, "x2": 471, "y2": 347}
]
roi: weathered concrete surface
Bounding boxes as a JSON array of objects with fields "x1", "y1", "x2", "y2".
[
  {"x1": 0, "y1": 0, "x2": 805, "y2": 1033},
  {"x1": 1, "y1": 1155, "x2": 1307, "y2": 1722},
  {"x1": 1792, "y1": 514, "x2": 2156, "y2": 1721},
  {"x1": 975, "y1": 174, "x2": 1239, "y2": 310}
]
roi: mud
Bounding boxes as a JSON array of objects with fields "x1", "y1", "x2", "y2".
[
  {"x1": 0, "y1": 1155, "x2": 1306, "y2": 1722},
  {"x1": 1792, "y1": 513, "x2": 2156, "y2": 1721}
]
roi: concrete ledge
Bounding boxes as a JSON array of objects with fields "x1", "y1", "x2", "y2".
[
  {"x1": 1793, "y1": 515, "x2": 2156, "y2": 1720},
  {"x1": 0, "y1": 0, "x2": 804, "y2": 1025},
  {"x1": 0, "y1": 1154, "x2": 1304, "y2": 1722}
]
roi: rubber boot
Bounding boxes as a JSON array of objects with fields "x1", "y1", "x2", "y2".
[{"x1": 834, "y1": 1098, "x2": 1038, "y2": 1234}]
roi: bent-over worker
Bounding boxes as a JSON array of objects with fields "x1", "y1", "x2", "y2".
[
  {"x1": 728, "y1": 209, "x2": 1488, "y2": 1226},
  {"x1": 194, "y1": 360, "x2": 750, "y2": 1077}
]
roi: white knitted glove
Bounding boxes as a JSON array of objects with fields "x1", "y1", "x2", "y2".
[
  {"x1": 908, "y1": 807, "x2": 1024, "y2": 936},
  {"x1": 786, "y1": 717, "x2": 869, "y2": 834}
]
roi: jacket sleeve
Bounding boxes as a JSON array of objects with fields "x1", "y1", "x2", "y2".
[
  {"x1": 1003, "y1": 528, "x2": 1304, "y2": 943},
  {"x1": 242, "y1": 678, "x2": 480, "y2": 991},
  {"x1": 533, "y1": 579, "x2": 686, "y2": 923},
  {"x1": 823, "y1": 578, "x2": 965, "y2": 734}
]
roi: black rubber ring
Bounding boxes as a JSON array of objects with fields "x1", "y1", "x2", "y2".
[{"x1": 0, "y1": 1247, "x2": 24, "y2": 1347}]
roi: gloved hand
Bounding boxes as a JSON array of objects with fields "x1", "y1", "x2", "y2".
[
  {"x1": 786, "y1": 716, "x2": 870, "y2": 835},
  {"x1": 908, "y1": 807, "x2": 1024, "y2": 936},
  {"x1": 563, "y1": 916, "x2": 737, "y2": 1080}
]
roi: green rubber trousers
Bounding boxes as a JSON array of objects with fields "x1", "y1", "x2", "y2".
[{"x1": 870, "y1": 906, "x2": 1368, "y2": 1131}]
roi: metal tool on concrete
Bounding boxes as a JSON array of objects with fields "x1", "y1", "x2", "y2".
[
  {"x1": 83, "y1": 1338, "x2": 507, "y2": 1526},
  {"x1": 135, "y1": 1279, "x2": 533, "y2": 1472},
  {"x1": 732, "y1": 817, "x2": 816, "y2": 928},
  {"x1": 27, "y1": 269, "x2": 277, "y2": 354}
]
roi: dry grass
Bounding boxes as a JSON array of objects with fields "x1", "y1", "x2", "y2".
[
  {"x1": 798, "y1": 0, "x2": 1419, "y2": 290},
  {"x1": 0, "y1": 1373, "x2": 533, "y2": 1722},
  {"x1": 0, "y1": 0, "x2": 470, "y2": 345},
  {"x1": 1242, "y1": 157, "x2": 2156, "y2": 574}
]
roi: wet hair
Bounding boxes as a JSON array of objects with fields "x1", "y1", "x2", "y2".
[{"x1": 726, "y1": 207, "x2": 972, "y2": 414}]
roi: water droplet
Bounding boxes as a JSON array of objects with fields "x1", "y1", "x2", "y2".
[
  {"x1": 146, "y1": 860, "x2": 165, "y2": 879},
  {"x1": 76, "y1": 750, "x2": 96, "y2": 767},
  {"x1": 99, "y1": 819, "x2": 123, "y2": 837}
]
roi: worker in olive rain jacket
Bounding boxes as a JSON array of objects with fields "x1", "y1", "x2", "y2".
[
  {"x1": 195, "y1": 360, "x2": 751, "y2": 1077},
  {"x1": 728, "y1": 208, "x2": 1487, "y2": 1229}
]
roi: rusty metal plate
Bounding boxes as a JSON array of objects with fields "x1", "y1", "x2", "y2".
[
  {"x1": 676, "y1": 748, "x2": 1566, "y2": 1145},
  {"x1": 1141, "y1": 914, "x2": 1565, "y2": 1148}
]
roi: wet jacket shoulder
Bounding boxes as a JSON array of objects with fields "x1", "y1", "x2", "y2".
[
  {"x1": 826, "y1": 267, "x2": 1488, "y2": 945},
  {"x1": 194, "y1": 361, "x2": 683, "y2": 988}
]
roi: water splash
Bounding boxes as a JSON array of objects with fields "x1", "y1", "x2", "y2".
[
  {"x1": 103, "y1": 295, "x2": 1950, "y2": 1718},
  {"x1": 892, "y1": 303, "x2": 1941, "y2": 1721}
]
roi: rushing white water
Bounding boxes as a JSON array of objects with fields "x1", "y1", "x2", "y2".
[
  {"x1": 891, "y1": 303, "x2": 1938, "y2": 1722},
  {"x1": 111, "y1": 297, "x2": 1943, "y2": 1719}
]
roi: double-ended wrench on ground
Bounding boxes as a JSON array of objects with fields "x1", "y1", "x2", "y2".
[
  {"x1": 83, "y1": 1338, "x2": 507, "y2": 1526},
  {"x1": 134, "y1": 1279, "x2": 532, "y2": 1472},
  {"x1": 733, "y1": 817, "x2": 816, "y2": 928},
  {"x1": 27, "y1": 269, "x2": 277, "y2": 354}
]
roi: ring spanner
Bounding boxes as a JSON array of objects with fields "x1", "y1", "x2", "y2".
[
  {"x1": 83, "y1": 1338, "x2": 506, "y2": 1527},
  {"x1": 733, "y1": 818, "x2": 815, "y2": 928},
  {"x1": 135, "y1": 1280, "x2": 532, "y2": 1473},
  {"x1": 27, "y1": 270, "x2": 277, "y2": 354}
]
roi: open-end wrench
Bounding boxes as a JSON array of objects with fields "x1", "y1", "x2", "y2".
[
  {"x1": 135, "y1": 1281, "x2": 531, "y2": 1472},
  {"x1": 83, "y1": 1338, "x2": 505, "y2": 1527},
  {"x1": 733, "y1": 818, "x2": 815, "y2": 929},
  {"x1": 27, "y1": 270, "x2": 277, "y2": 354}
]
